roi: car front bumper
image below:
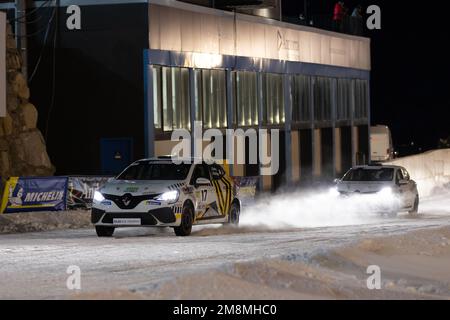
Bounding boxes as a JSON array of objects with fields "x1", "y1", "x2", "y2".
[{"x1": 92, "y1": 206, "x2": 181, "y2": 227}]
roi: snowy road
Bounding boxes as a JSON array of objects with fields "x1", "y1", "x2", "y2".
[{"x1": 1, "y1": 193, "x2": 450, "y2": 299}]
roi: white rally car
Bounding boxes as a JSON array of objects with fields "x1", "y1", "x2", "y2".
[
  {"x1": 92, "y1": 157, "x2": 241, "y2": 237},
  {"x1": 334, "y1": 165, "x2": 419, "y2": 217}
]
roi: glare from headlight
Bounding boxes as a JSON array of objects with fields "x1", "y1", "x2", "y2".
[
  {"x1": 156, "y1": 190, "x2": 179, "y2": 203},
  {"x1": 93, "y1": 191, "x2": 105, "y2": 202},
  {"x1": 329, "y1": 187, "x2": 340, "y2": 197},
  {"x1": 377, "y1": 187, "x2": 393, "y2": 197}
]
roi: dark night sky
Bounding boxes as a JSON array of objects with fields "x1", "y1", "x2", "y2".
[{"x1": 283, "y1": 0, "x2": 450, "y2": 152}]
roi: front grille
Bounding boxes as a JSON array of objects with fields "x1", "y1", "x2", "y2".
[
  {"x1": 102, "y1": 212, "x2": 158, "y2": 225},
  {"x1": 341, "y1": 191, "x2": 379, "y2": 196},
  {"x1": 103, "y1": 193, "x2": 158, "y2": 210}
]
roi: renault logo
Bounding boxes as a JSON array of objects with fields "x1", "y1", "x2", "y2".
[{"x1": 121, "y1": 193, "x2": 132, "y2": 206}]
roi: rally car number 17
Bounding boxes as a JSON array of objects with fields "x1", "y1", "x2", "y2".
[{"x1": 91, "y1": 157, "x2": 241, "y2": 237}]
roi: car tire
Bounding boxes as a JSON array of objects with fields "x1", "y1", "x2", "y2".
[
  {"x1": 228, "y1": 202, "x2": 240, "y2": 226},
  {"x1": 95, "y1": 226, "x2": 115, "y2": 237},
  {"x1": 409, "y1": 195, "x2": 419, "y2": 216},
  {"x1": 174, "y1": 204, "x2": 193, "y2": 236}
]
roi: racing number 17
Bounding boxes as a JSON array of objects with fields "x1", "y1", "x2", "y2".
[{"x1": 201, "y1": 190, "x2": 207, "y2": 202}]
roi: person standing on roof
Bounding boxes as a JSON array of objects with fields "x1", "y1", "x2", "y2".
[
  {"x1": 333, "y1": 1, "x2": 346, "y2": 31},
  {"x1": 351, "y1": 5, "x2": 364, "y2": 35}
]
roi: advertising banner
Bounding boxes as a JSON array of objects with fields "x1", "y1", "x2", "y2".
[
  {"x1": 232, "y1": 176, "x2": 259, "y2": 206},
  {"x1": 67, "y1": 176, "x2": 112, "y2": 209},
  {"x1": 0, "y1": 177, "x2": 68, "y2": 213}
]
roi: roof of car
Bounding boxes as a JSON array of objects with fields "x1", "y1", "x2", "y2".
[
  {"x1": 352, "y1": 164, "x2": 405, "y2": 170},
  {"x1": 135, "y1": 156, "x2": 212, "y2": 163}
]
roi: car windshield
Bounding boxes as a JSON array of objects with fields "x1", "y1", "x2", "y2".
[
  {"x1": 117, "y1": 162, "x2": 191, "y2": 181},
  {"x1": 342, "y1": 168, "x2": 394, "y2": 182}
]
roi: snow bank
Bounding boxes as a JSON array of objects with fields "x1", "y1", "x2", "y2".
[
  {"x1": 386, "y1": 149, "x2": 450, "y2": 197},
  {"x1": 0, "y1": 210, "x2": 91, "y2": 234}
]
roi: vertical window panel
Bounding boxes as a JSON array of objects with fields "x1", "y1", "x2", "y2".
[
  {"x1": 354, "y1": 79, "x2": 368, "y2": 119},
  {"x1": 201, "y1": 69, "x2": 227, "y2": 129},
  {"x1": 292, "y1": 75, "x2": 311, "y2": 122},
  {"x1": 262, "y1": 73, "x2": 284, "y2": 125},
  {"x1": 152, "y1": 65, "x2": 190, "y2": 132},
  {"x1": 337, "y1": 79, "x2": 352, "y2": 121},
  {"x1": 236, "y1": 71, "x2": 258, "y2": 126},
  {"x1": 152, "y1": 66, "x2": 162, "y2": 129},
  {"x1": 313, "y1": 77, "x2": 332, "y2": 122}
]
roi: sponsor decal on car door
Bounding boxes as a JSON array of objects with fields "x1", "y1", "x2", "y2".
[
  {"x1": 191, "y1": 164, "x2": 220, "y2": 220},
  {"x1": 210, "y1": 165, "x2": 232, "y2": 217}
]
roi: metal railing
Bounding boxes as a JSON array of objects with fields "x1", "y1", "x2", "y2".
[{"x1": 283, "y1": 14, "x2": 366, "y2": 37}]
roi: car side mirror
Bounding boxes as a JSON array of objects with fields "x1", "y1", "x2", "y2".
[
  {"x1": 333, "y1": 178, "x2": 341, "y2": 184},
  {"x1": 195, "y1": 177, "x2": 210, "y2": 187},
  {"x1": 398, "y1": 179, "x2": 409, "y2": 185}
]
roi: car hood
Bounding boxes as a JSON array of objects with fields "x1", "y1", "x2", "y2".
[
  {"x1": 337, "y1": 181, "x2": 392, "y2": 194},
  {"x1": 100, "y1": 179, "x2": 184, "y2": 196}
]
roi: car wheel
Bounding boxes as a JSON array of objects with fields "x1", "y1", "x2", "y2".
[
  {"x1": 228, "y1": 202, "x2": 240, "y2": 226},
  {"x1": 409, "y1": 195, "x2": 419, "y2": 216},
  {"x1": 174, "y1": 204, "x2": 193, "y2": 236},
  {"x1": 95, "y1": 226, "x2": 115, "y2": 237}
]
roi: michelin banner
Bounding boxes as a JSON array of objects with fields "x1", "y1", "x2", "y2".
[{"x1": 0, "y1": 177, "x2": 68, "y2": 213}]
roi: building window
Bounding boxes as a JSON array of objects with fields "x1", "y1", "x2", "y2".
[
  {"x1": 292, "y1": 75, "x2": 311, "y2": 122},
  {"x1": 337, "y1": 78, "x2": 352, "y2": 121},
  {"x1": 152, "y1": 66, "x2": 162, "y2": 129},
  {"x1": 262, "y1": 73, "x2": 284, "y2": 125},
  {"x1": 313, "y1": 77, "x2": 332, "y2": 122},
  {"x1": 196, "y1": 69, "x2": 227, "y2": 129},
  {"x1": 152, "y1": 65, "x2": 190, "y2": 131},
  {"x1": 235, "y1": 71, "x2": 258, "y2": 126},
  {"x1": 354, "y1": 79, "x2": 369, "y2": 119}
]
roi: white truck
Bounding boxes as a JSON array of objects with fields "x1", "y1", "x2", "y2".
[{"x1": 370, "y1": 125, "x2": 394, "y2": 163}]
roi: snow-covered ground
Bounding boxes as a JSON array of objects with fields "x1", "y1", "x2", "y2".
[{"x1": 0, "y1": 192, "x2": 449, "y2": 299}]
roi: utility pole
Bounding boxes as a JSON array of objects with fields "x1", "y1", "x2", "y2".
[{"x1": 15, "y1": 0, "x2": 27, "y2": 79}]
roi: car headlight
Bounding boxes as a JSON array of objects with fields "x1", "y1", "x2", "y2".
[
  {"x1": 155, "y1": 190, "x2": 179, "y2": 203},
  {"x1": 377, "y1": 187, "x2": 393, "y2": 197},
  {"x1": 93, "y1": 191, "x2": 105, "y2": 202}
]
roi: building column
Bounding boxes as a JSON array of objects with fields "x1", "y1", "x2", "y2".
[
  {"x1": 291, "y1": 130, "x2": 300, "y2": 183},
  {"x1": 283, "y1": 74, "x2": 292, "y2": 186},
  {"x1": 257, "y1": 72, "x2": 270, "y2": 192},
  {"x1": 313, "y1": 128, "x2": 321, "y2": 178},
  {"x1": 225, "y1": 69, "x2": 234, "y2": 176},
  {"x1": 143, "y1": 52, "x2": 155, "y2": 158},
  {"x1": 352, "y1": 125, "x2": 359, "y2": 166},
  {"x1": 310, "y1": 77, "x2": 317, "y2": 181},
  {"x1": 367, "y1": 79, "x2": 372, "y2": 163},
  {"x1": 350, "y1": 79, "x2": 356, "y2": 167},
  {"x1": 331, "y1": 78, "x2": 337, "y2": 178},
  {"x1": 189, "y1": 68, "x2": 197, "y2": 159},
  {"x1": 335, "y1": 127, "x2": 342, "y2": 176}
]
